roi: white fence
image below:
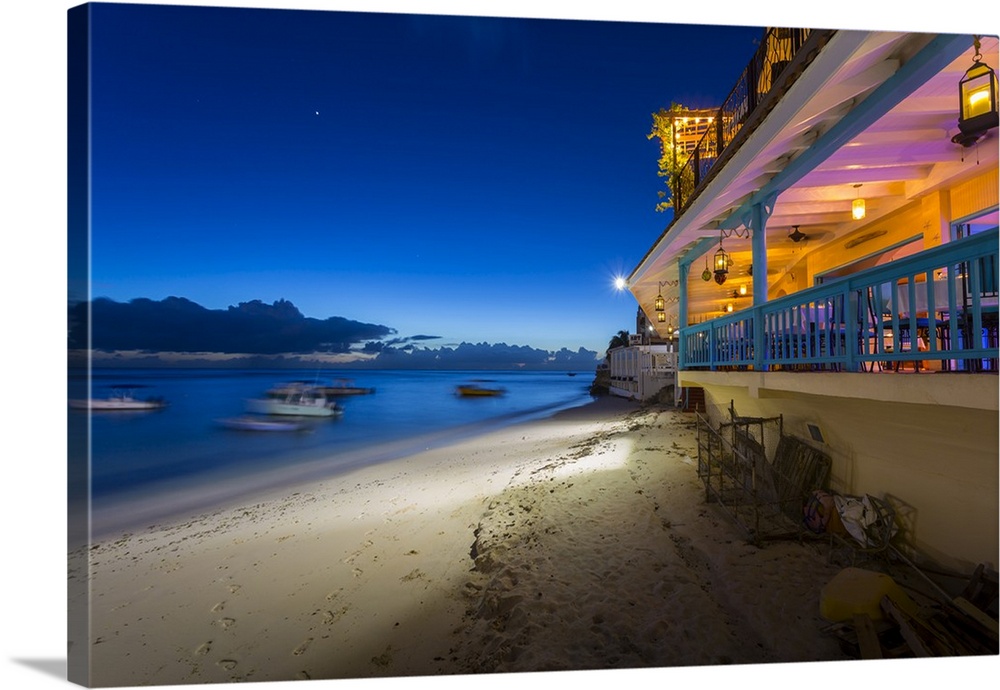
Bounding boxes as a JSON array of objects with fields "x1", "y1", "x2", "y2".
[{"x1": 607, "y1": 345, "x2": 678, "y2": 401}]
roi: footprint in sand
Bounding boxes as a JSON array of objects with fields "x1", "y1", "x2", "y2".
[
  {"x1": 211, "y1": 601, "x2": 226, "y2": 613},
  {"x1": 194, "y1": 641, "x2": 213, "y2": 657},
  {"x1": 292, "y1": 638, "x2": 313, "y2": 656},
  {"x1": 351, "y1": 567, "x2": 363, "y2": 578},
  {"x1": 217, "y1": 659, "x2": 237, "y2": 671},
  {"x1": 343, "y1": 540, "x2": 374, "y2": 564},
  {"x1": 215, "y1": 617, "x2": 236, "y2": 630},
  {"x1": 322, "y1": 607, "x2": 349, "y2": 624}
]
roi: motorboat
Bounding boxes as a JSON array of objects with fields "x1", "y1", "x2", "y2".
[
  {"x1": 69, "y1": 385, "x2": 168, "y2": 411},
  {"x1": 245, "y1": 383, "x2": 344, "y2": 417},
  {"x1": 216, "y1": 415, "x2": 310, "y2": 432},
  {"x1": 455, "y1": 382, "x2": 506, "y2": 397}
]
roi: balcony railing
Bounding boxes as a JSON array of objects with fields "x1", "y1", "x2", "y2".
[
  {"x1": 672, "y1": 27, "x2": 824, "y2": 214},
  {"x1": 680, "y1": 228, "x2": 999, "y2": 373}
]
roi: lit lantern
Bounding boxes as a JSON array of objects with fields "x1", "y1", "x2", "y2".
[
  {"x1": 726, "y1": 303, "x2": 734, "y2": 313},
  {"x1": 852, "y1": 184, "x2": 865, "y2": 220},
  {"x1": 954, "y1": 37, "x2": 999, "y2": 147},
  {"x1": 657, "y1": 311, "x2": 666, "y2": 323},
  {"x1": 713, "y1": 242, "x2": 729, "y2": 285},
  {"x1": 739, "y1": 283, "x2": 747, "y2": 296}
]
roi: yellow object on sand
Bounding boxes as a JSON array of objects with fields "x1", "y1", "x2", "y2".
[{"x1": 820, "y1": 567, "x2": 919, "y2": 622}]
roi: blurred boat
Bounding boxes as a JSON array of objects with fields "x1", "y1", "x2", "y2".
[
  {"x1": 455, "y1": 382, "x2": 506, "y2": 397},
  {"x1": 245, "y1": 383, "x2": 344, "y2": 417},
  {"x1": 69, "y1": 385, "x2": 168, "y2": 411},
  {"x1": 216, "y1": 415, "x2": 309, "y2": 432},
  {"x1": 315, "y1": 378, "x2": 376, "y2": 396}
]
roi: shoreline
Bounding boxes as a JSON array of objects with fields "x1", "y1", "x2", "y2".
[{"x1": 83, "y1": 393, "x2": 611, "y2": 543}]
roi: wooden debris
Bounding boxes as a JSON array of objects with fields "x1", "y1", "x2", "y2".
[{"x1": 852, "y1": 613, "x2": 883, "y2": 659}]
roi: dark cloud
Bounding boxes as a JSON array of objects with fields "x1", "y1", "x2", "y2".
[
  {"x1": 348, "y1": 342, "x2": 600, "y2": 370},
  {"x1": 67, "y1": 297, "x2": 600, "y2": 370},
  {"x1": 69, "y1": 297, "x2": 395, "y2": 354}
]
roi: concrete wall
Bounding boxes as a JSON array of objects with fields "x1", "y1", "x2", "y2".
[{"x1": 682, "y1": 372, "x2": 998, "y2": 573}]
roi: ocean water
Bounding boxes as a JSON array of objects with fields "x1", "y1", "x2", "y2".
[{"x1": 69, "y1": 368, "x2": 596, "y2": 536}]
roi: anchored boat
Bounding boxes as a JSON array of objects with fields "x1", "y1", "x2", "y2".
[
  {"x1": 69, "y1": 385, "x2": 168, "y2": 411},
  {"x1": 245, "y1": 382, "x2": 344, "y2": 417}
]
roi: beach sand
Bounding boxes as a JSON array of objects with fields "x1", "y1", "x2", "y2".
[{"x1": 75, "y1": 397, "x2": 897, "y2": 686}]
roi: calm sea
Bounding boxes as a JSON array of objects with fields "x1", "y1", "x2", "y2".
[{"x1": 69, "y1": 368, "x2": 596, "y2": 537}]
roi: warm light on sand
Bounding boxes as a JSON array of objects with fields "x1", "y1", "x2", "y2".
[{"x1": 76, "y1": 398, "x2": 852, "y2": 685}]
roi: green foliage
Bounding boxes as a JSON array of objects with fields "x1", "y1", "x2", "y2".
[{"x1": 647, "y1": 103, "x2": 690, "y2": 213}]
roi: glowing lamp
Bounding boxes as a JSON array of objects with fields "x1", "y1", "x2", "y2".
[
  {"x1": 657, "y1": 311, "x2": 666, "y2": 323},
  {"x1": 852, "y1": 184, "x2": 865, "y2": 220},
  {"x1": 654, "y1": 293, "x2": 664, "y2": 313},
  {"x1": 713, "y1": 243, "x2": 729, "y2": 285},
  {"x1": 954, "y1": 38, "x2": 998, "y2": 147}
]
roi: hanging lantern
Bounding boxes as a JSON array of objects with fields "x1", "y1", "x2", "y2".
[
  {"x1": 953, "y1": 36, "x2": 999, "y2": 147},
  {"x1": 713, "y1": 241, "x2": 729, "y2": 285},
  {"x1": 657, "y1": 311, "x2": 666, "y2": 323},
  {"x1": 852, "y1": 184, "x2": 865, "y2": 220},
  {"x1": 701, "y1": 255, "x2": 712, "y2": 282},
  {"x1": 726, "y1": 303, "x2": 734, "y2": 313},
  {"x1": 654, "y1": 280, "x2": 666, "y2": 314}
]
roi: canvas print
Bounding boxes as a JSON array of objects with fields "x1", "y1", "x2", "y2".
[{"x1": 67, "y1": 2, "x2": 998, "y2": 687}]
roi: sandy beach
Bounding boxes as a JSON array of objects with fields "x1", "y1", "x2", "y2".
[{"x1": 71, "y1": 396, "x2": 970, "y2": 687}]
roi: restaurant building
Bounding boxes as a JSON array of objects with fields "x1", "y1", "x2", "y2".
[{"x1": 619, "y1": 28, "x2": 998, "y2": 571}]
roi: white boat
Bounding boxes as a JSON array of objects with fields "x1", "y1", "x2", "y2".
[
  {"x1": 69, "y1": 385, "x2": 168, "y2": 411},
  {"x1": 245, "y1": 383, "x2": 344, "y2": 417},
  {"x1": 216, "y1": 415, "x2": 310, "y2": 432}
]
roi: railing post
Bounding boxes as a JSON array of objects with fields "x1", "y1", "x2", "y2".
[
  {"x1": 709, "y1": 326, "x2": 717, "y2": 371},
  {"x1": 845, "y1": 287, "x2": 859, "y2": 372}
]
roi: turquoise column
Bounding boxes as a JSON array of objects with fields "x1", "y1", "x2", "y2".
[
  {"x1": 677, "y1": 260, "x2": 690, "y2": 368},
  {"x1": 749, "y1": 200, "x2": 770, "y2": 370}
]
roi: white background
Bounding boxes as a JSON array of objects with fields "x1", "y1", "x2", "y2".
[{"x1": 1, "y1": 1, "x2": 997, "y2": 689}]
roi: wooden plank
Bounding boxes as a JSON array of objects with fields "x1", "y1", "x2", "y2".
[
  {"x1": 852, "y1": 613, "x2": 883, "y2": 659},
  {"x1": 952, "y1": 596, "x2": 1000, "y2": 639},
  {"x1": 881, "y1": 596, "x2": 934, "y2": 657}
]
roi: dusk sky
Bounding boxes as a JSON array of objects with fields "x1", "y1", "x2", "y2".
[{"x1": 80, "y1": 2, "x2": 768, "y2": 358}]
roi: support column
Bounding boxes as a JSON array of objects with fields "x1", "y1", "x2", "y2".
[
  {"x1": 677, "y1": 260, "x2": 690, "y2": 368},
  {"x1": 746, "y1": 199, "x2": 773, "y2": 370}
]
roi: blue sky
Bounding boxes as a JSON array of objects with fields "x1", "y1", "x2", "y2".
[{"x1": 81, "y1": 3, "x2": 766, "y2": 357}]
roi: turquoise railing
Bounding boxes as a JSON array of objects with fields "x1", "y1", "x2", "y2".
[{"x1": 681, "y1": 228, "x2": 999, "y2": 372}]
